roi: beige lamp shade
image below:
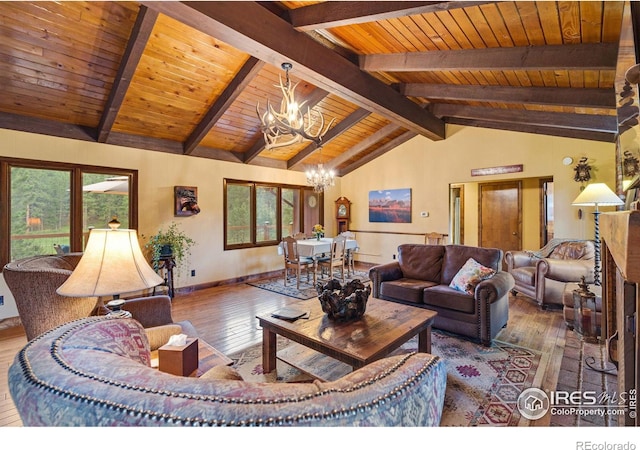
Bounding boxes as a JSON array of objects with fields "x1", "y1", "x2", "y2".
[
  {"x1": 57, "y1": 228, "x2": 163, "y2": 297},
  {"x1": 572, "y1": 183, "x2": 624, "y2": 207}
]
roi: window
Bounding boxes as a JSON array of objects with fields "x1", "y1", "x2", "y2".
[
  {"x1": 1, "y1": 158, "x2": 137, "y2": 267},
  {"x1": 224, "y1": 179, "x2": 322, "y2": 250}
]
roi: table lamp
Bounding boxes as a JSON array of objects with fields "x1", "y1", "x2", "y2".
[
  {"x1": 572, "y1": 182, "x2": 623, "y2": 286},
  {"x1": 57, "y1": 221, "x2": 163, "y2": 317}
]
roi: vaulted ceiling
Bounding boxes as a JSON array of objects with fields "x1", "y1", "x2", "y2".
[{"x1": 0, "y1": 1, "x2": 636, "y2": 177}]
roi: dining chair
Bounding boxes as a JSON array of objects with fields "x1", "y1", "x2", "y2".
[
  {"x1": 293, "y1": 232, "x2": 307, "y2": 240},
  {"x1": 282, "y1": 236, "x2": 315, "y2": 289},
  {"x1": 319, "y1": 235, "x2": 346, "y2": 282},
  {"x1": 425, "y1": 232, "x2": 446, "y2": 245},
  {"x1": 340, "y1": 231, "x2": 358, "y2": 276}
]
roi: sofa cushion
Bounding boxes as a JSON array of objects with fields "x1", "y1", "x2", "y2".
[
  {"x1": 449, "y1": 258, "x2": 496, "y2": 295},
  {"x1": 380, "y1": 278, "x2": 438, "y2": 304},
  {"x1": 423, "y1": 285, "x2": 475, "y2": 314},
  {"x1": 441, "y1": 245, "x2": 502, "y2": 286},
  {"x1": 200, "y1": 365, "x2": 244, "y2": 381},
  {"x1": 398, "y1": 244, "x2": 444, "y2": 282}
]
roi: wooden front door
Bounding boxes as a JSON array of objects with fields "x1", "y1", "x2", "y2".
[{"x1": 479, "y1": 181, "x2": 522, "y2": 254}]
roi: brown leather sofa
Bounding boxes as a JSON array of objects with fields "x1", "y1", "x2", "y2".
[
  {"x1": 504, "y1": 239, "x2": 595, "y2": 309},
  {"x1": 369, "y1": 244, "x2": 514, "y2": 346}
]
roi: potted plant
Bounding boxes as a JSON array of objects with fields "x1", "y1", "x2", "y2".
[{"x1": 144, "y1": 222, "x2": 196, "y2": 274}]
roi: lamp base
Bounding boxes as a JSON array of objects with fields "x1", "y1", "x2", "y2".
[{"x1": 106, "y1": 299, "x2": 132, "y2": 319}]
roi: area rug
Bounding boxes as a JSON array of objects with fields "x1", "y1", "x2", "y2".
[
  {"x1": 247, "y1": 270, "x2": 370, "y2": 300},
  {"x1": 228, "y1": 330, "x2": 541, "y2": 426}
]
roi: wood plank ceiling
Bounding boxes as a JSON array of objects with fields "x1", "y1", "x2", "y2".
[{"x1": 0, "y1": 1, "x2": 633, "y2": 177}]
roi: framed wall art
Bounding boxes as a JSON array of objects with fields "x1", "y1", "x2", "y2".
[
  {"x1": 174, "y1": 186, "x2": 201, "y2": 216},
  {"x1": 369, "y1": 188, "x2": 411, "y2": 223}
]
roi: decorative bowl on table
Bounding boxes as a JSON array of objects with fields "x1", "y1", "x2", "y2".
[{"x1": 315, "y1": 279, "x2": 371, "y2": 321}]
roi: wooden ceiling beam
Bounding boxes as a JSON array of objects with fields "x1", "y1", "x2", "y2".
[
  {"x1": 398, "y1": 84, "x2": 616, "y2": 109},
  {"x1": 184, "y1": 57, "x2": 265, "y2": 155},
  {"x1": 143, "y1": 1, "x2": 445, "y2": 141},
  {"x1": 338, "y1": 131, "x2": 417, "y2": 176},
  {"x1": 97, "y1": 6, "x2": 158, "y2": 143},
  {"x1": 0, "y1": 112, "x2": 96, "y2": 142},
  {"x1": 447, "y1": 118, "x2": 617, "y2": 143},
  {"x1": 329, "y1": 122, "x2": 400, "y2": 169},
  {"x1": 432, "y1": 104, "x2": 618, "y2": 134},
  {"x1": 105, "y1": 132, "x2": 186, "y2": 155},
  {"x1": 243, "y1": 86, "x2": 330, "y2": 164},
  {"x1": 360, "y1": 43, "x2": 618, "y2": 72},
  {"x1": 288, "y1": 1, "x2": 495, "y2": 31},
  {"x1": 287, "y1": 107, "x2": 371, "y2": 169}
]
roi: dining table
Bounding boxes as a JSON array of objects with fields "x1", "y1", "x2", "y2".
[
  {"x1": 277, "y1": 237, "x2": 358, "y2": 258},
  {"x1": 277, "y1": 237, "x2": 359, "y2": 284}
]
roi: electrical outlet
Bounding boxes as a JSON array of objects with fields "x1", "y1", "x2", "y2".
[
  {"x1": 392, "y1": 254, "x2": 396, "y2": 260},
  {"x1": 0, "y1": 295, "x2": 4, "y2": 306},
  {"x1": 190, "y1": 269, "x2": 196, "y2": 277}
]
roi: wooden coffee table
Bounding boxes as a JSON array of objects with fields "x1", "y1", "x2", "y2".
[{"x1": 256, "y1": 297, "x2": 437, "y2": 381}]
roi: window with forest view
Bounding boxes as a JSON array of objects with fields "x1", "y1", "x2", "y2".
[
  {"x1": 1, "y1": 159, "x2": 136, "y2": 266},
  {"x1": 224, "y1": 179, "x2": 322, "y2": 250}
]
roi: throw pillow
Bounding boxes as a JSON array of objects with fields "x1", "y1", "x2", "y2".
[
  {"x1": 200, "y1": 365, "x2": 244, "y2": 381},
  {"x1": 449, "y1": 257, "x2": 496, "y2": 295}
]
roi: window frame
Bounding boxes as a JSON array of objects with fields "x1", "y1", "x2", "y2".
[
  {"x1": 224, "y1": 178, "x2": 323, "y2": 250},
  {"x1": 0, "y1": 157, "x2": 138, "y2": 268}
]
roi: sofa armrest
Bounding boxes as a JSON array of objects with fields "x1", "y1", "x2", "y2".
[
  {"x1": 123, "y1": 295, "x2": 173, "y2": 328},
  {"x1": 368, "y1": 262, "x2": 403, "y2": 298},
  {"x1": 504, "y1": 250, "x2": 537, "y2": 271},
  {"x1": 537, "y1": 258, "x2": 594, "y2": 283},
  {"x1": 475, "y1": 271, "x2": 515, "y2": 304}
]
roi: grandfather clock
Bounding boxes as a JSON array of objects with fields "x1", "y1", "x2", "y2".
[{"x1": 335, "y1": 197, "x2": 351, "y2": 234}]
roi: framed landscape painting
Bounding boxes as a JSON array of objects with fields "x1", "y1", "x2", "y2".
[{"x1": 369, "y1": 188, "x2": 412, "y2": 223}]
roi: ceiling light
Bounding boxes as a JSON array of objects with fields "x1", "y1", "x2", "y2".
[
  {"x1": 306, "y1": 163, "x2": 335, "y2": 193},
  {"x1": 256, "y1": 62, "x2": 334, "y2": 151}
]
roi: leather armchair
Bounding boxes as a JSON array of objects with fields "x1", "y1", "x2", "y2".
[{"x1": 504, "y1": 239, "x2": 595, "y2": 308}]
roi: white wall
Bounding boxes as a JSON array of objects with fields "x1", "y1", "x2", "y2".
[
  {"x1": 0, "y1": 125, "x2": 616, "y2": 320},
  {"x1": 340, "y1": 124, "x2": 616, "y2": 266}
]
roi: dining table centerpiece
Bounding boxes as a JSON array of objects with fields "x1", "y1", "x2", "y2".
[{"x1": 312, "y1": 223, "x2": 324, "y2": 240}]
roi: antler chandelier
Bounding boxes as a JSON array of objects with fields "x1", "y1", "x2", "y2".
[{"x1": 256, "y1": 62, "x2": 334, "y2": 151}]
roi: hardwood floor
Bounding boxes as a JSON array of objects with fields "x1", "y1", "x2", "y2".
[{"x1": 0, "y1": 269, "x2": 573, "y2": 427}]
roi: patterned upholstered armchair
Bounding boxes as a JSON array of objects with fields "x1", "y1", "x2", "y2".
[
  {"x1": 3, "y1": 254, "x2": 197, "y2": 347},
  {"x1": 504, "y1": 239, "x2": 595, "y2": 309}
]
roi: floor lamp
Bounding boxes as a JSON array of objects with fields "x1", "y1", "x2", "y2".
[
  {"x1": 572, "y1": 183, "x2": 623, "y2": 286},
  {"x1": 57, "y1": 222, "x2": 163, "y2": 317}
]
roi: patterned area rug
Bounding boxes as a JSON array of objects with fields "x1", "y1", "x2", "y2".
[
  {"x1": 228, "y1": 330, "x2": 541, "y2": 426},
  {"x1": 247, "y1": 270, "x2": 370, "y2": 300}
]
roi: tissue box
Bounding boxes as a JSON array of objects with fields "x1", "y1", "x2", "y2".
[{"x1": 158, "y1": 338, "x2": 199, "y2": 376}]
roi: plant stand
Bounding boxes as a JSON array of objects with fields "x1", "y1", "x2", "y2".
[{"x1": 153, "y1": 255, "x2": 175, "y2": 298}]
